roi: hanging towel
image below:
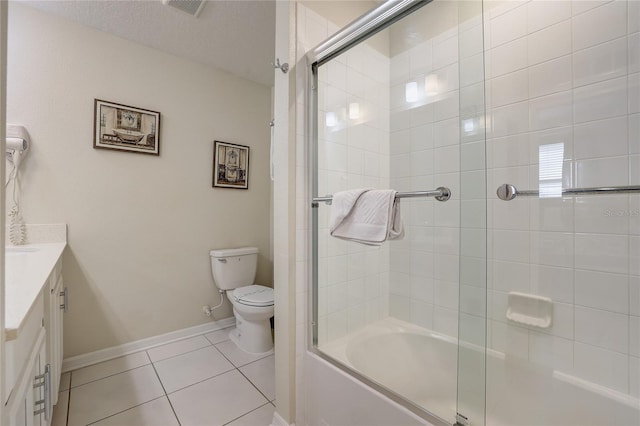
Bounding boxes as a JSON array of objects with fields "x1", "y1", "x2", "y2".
[{"x1": 329, "y1": 189, "x2": 404, "y2": 246}]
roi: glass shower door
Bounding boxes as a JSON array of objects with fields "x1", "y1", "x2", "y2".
[{"x1": 309, "y1": 1, "x2": 488, "y2": 424}]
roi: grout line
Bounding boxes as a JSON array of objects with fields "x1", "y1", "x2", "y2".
[
  {"x1": 149, "y1": 357, "x2": 182, "y2": 426},
  {"x1": 237, "y1": 367, "x2": 272, "y2": 403},
  {"x1": 84, "y1": 396, "x2": 167, "y2": 426},
  {"x1": 222, "y1": 402, "x2": 274, "y2": 426},
  {"x1": 68, "y1": 363, "x2": 150, "y2": 390},
  {"x1": 164, "y1": 367, "x2": 236, "y2": 395},
  {"x1": 148, "y1": 342, "x2": 221, "y2": 364}
]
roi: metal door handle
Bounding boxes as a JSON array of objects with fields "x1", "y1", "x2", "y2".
[{"x1": 60, "y1": 287, "x2": 68, "y2": 312}]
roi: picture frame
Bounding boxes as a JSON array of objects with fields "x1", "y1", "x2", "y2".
[
  {"x1": 93, "y1": 99, "x2": 161, "y2": 156},
  {"x1": 213, "y1": 140, "x2": 250, "y2": 189}
]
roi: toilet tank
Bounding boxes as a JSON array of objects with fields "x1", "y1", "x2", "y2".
[{"x1": 209, "y1": 247, "x2": 258, "y2": 290}]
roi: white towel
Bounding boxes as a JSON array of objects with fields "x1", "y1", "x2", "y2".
[{"x1": 329, "y1": 189, "x2": 404, "y2": 246}]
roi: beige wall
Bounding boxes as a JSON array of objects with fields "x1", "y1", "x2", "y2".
[{"x1": 7, "y1": 4, "x2": 273, "y2": 358}]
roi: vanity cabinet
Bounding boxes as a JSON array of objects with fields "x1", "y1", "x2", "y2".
[
  {"x1": 45, "y1": 261, "x2": 65, "y2": 405},
  {"x1": 5, "y1": 253, "x2": 65, "y2": 426}
]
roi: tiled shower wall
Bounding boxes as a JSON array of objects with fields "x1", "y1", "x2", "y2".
[
  {"x1": 388, "y1": 2, "x2": 464, "y2": 337},
  {"x1": 296, "y1": 6, "x2": 392, "y2": 347},
  {"x1": 484, "y1": 0, "x2": 639, "y2": 396}
]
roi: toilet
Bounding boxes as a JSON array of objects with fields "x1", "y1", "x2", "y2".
[{"x1": 210, "y1": 247, "x2": 274, "y2": 354}]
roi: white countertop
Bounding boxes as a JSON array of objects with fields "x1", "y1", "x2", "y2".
[{"x1": 5, "y1": 242, "x2": 66, "y2": 340}]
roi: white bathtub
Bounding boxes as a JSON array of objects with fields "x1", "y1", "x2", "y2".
[{"x1": 319, "y1": 318, "x2": 640, "y2": 426}]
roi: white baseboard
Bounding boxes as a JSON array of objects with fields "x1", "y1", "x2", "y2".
[
  {"x1": 271, "y1": 411, "x2": 295, "y2": 426},
  {"x1": 62, "y1": 317, "x2": 236, "y2": 373}
]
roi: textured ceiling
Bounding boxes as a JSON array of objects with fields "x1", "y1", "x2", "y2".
[{"x1": 20, "y1": 0, "x2": 276, "y2": 87}]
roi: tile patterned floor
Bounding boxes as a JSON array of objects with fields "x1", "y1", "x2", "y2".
[{"x1": 52, "y1": 328, "x2": 275, "y2": 426}]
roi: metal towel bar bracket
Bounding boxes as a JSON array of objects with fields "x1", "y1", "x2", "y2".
[
  {"x1": 497, "y1": 183, "x2": 640, "y2": 201},
  {"x1": 311, "y1": 187, "x2": 451, "y2": 207}
]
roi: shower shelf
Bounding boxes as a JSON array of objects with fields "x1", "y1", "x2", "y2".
[{"x1": 506, "y1": 292, "x2": 553, "y2": 329}]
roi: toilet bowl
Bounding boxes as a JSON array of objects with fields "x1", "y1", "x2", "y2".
[{"x1": 210, "y1": 248, "x2": 274, "y2": 355}]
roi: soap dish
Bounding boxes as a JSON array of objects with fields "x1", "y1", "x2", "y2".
[{"x1": 506, "y1": 292, "x2": 553, "y2": 329}]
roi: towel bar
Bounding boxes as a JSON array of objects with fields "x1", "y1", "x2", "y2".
[
  {"x1": 497, "y1": 183, "x2": 640, "y2": 201},
  {"x1": 311, "y1": 187, "x2": 451, "y2": 206}
]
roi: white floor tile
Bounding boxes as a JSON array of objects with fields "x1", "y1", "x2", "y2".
[
  {"x1": 215, "y1": 340, "x2": 271, "y2": 367},
  {"x1": 90, "y1": 397, "x2": 179, "y2": 426},
  {"x1": 154, "y1": 346, "x2": 235, "y2": 393},
  {"x1": 204, "y1": 328, "x2": 232, "y2": 345},
  {"x1": 226, "y1": 403, "x2": 275, "y2": 426},
  {"x1": 68, "y1": 365, "x2": 164, "y2": 426},
  {"x1": 59, "y1": 372, "x2": 71, "y2": 392},
  {"x1": 169, "y1": 370, "x2": 268, "y2": 426},
  {"x1": 239, "y1": 355, "x2": 275, "y2": 401},
  {"x1": 147, "y1": 335, "x2": 211, "y2": 363},
  {"x1": 51, "y1": 390, "x2": 68, "y2": 426},
  {"x1": 71, "y1": 352, "x2": 150, "y2": 388}
]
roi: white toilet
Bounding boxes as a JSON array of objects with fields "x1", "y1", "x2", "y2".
[{"x1": 210, "y1": 247, "x2": 274, "y2": 355}]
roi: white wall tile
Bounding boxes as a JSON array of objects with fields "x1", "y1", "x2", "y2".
[
  {"x1": 410, "y1": 300, "x2": 433, "y2": 329},
  {"x1": 433, "y1": 306, "x2": 458, "y2": 337},
  {"x1": 460, "y1": 53, "x2": 485, "y2": 88},
  {"x1": 433, "y1": 118, "x2": 460, "y2": 147},
  {"x1": 575, "y1": 233, "x2": 629, "y2": 274},
  {"x1": 630, "y1": 72, "x2": 640, "y2": 114},
  {"x1": 572, "y1": 0, "x2": 627, "y2": 51},
  {"x1": 575, "y1": 195, "x2": 630, "y2": 234},
  {"x1": 487, "y1": 134, "x2": 530, "y2": 168},
  {"x1": 631, "y1": 276, "x2": 640, "y2": 316},
  {"x1": 573, "y1": 37, "x2": 628, "y2": 88},
  {"x1": 576, "y1": 156, "x2": 629, "y2": 187},
  {"x1": 529, "y1": 56, "x2": 572, "y2": 98},
  {"x1": 575, "y1": 269, "x2": 629, "y2": 314},
  {"x1": 527, "y1": 0, "x2": 571, "y2": 33},
  {"x1": 575, "y1": 305, "x2": 629, "y2": 353},
  {"x1": 489, "y1": 101, "x2": 530, "y2": 138},
  {"x1": 530, "y1": 264, "x2": 574, "y2": 303},
  {"x1": 492, "y1": 229, "x2": 530, "y2": 262},
  {"x1": 530, "y1": 197, "x2": 574, "y2": 232},
  {"x1": 630, "y1": 316, "x2": 640, "y2": 357},
  {"x1": 409, "y1": 40, "x2": 433, "y2": 75},
  {"x1": 530, "y1": 231, "x2": 574, "y2": 267},
  {"x1": 631, "y1": 0, "x2": 640, "y2": 33},
  {"x1": 459, "y1": 25, "x2": 484, "y2": 59},
  {"x1": 433, "y1": 36, "x2": 458, "y2": 70},
  {"x1": 490, "y1": 38, "x2": 528, "y2": 78},
  {"x1": 574, "y1": 77, "x2": 628, "y2": 124},
  {"x1": 572, "y1": 1, "x2": 611, "y2": 16},
  {"x1": 490, "y1": 3, "x2": 527, "y2": 47},
  {"x1": 529, "y1": 90, "x2": 573, "y2": 131},
  {"x1": 574, "y1": 116, "x2": 628, "y2": 160},
  {"x1": 528, "y1": 21, "x2": 572, "y2": 65},
  {"x1": 490, "y1": 69, "x2": 529, "y2": 107}
]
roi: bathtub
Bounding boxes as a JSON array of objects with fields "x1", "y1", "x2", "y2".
[{"x1": 319, "y1": 318, "x2": 640, "y2": 426}]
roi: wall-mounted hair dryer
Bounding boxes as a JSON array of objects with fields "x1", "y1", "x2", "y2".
[{"x1": 6, "y1": 124, "x2": 30, "y2": 166}]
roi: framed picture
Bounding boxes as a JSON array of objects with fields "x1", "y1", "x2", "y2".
[
  {"x1": 213, "y1": 140, "x2": 249, "y2": 189},
  {"x1": 93, "y1": 99, "x2": 161, "y2": 156}
]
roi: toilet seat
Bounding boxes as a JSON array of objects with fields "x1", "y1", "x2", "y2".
[{"x1": 233, "y1": 285, "x2": 274, "y2": 307}]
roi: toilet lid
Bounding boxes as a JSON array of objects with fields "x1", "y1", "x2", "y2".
[{"x1": 233, "y1": 285, "x2": 274, "y2": 307}]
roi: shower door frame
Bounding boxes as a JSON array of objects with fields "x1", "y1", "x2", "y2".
[{"x1": 304, "y1": 1, "x2": 454, "y2": 425}]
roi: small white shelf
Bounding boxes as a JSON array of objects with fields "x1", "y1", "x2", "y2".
[{"x1": 506, "y1": 292, "x2": 553, "y2": 329}]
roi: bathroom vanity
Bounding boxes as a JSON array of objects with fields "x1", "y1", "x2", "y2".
[{"x1": 4, "y1": 226, "x2": 67, "y2": 426}]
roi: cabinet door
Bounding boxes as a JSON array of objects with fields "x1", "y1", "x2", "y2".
[{"x1": 48, "y1": 274, "x2": 64, "y2": 402}]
